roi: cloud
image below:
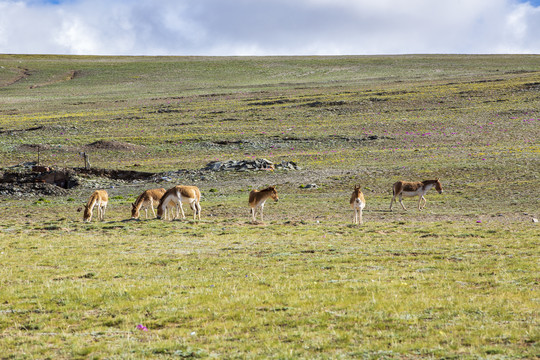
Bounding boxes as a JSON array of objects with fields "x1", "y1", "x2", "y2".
[{"x1": 0, "y1": 0, "x2": 539, "y2": 55}]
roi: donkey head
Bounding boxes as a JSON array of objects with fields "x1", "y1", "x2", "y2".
[
  {"x1": 131, "y1": 203, "x2": 139, "y2": 219},
  {"x1": 435, "y1": 178, "x2": 443, "y2": 194},
  {"x1": 269, "y1": 186, "x2": 279, "y2": 202}
]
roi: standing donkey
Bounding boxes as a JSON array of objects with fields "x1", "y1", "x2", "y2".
[
  {"x1": 249, "y1": 186, "x2": 279, "y2": 223},
  {"x1": 389, "y1": 179, "x2": 443, "y2": 211},
  {"x1": 350, "y1": 185, "x2": 366, "y2": 224}
]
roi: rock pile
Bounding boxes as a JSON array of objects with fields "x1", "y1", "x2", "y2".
[{"x1": 204, "y1": 159, "x2": 299, "y2": 172}]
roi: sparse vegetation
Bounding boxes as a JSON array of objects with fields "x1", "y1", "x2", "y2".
[{"x1": 0, "y1": 54, "x2": 538, "y2": 359}]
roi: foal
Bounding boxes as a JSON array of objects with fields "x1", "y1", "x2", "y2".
[
  {"x1": 350, "y1": 185, "x2": 366, "y2": 224},
  {"x1": 131, "y1": 188, "x2": 166, "y2": 219},
  {"x1": 156, "y1": 185, "x2": 201, "y2": 220},
  {"x1": 83, "y1": 190, "x2": 108, "y2": 222},
  {"x1": 249, "y1": 186, "x2": 279, "y2": 223},
  {"x1": 389, "y1": 179, "x2": 443, "y2": 211}
]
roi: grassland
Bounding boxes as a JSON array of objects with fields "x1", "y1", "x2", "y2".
[{"x1": 0, "y1": 55, "x2": 539, "y2": 359}]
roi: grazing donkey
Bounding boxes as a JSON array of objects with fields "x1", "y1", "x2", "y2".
[
  {"x1": 156, "y1": 185, "x2": 201, "y2": 220},
  {"x1": 83, "y1": 190, "x2": 108, "y2": 222},
  {"x1": 131, "y1": 188, "x2": 166, "y2": 219}
]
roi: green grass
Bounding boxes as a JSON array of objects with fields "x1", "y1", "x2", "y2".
[
  {"x1": 0, "y1": 220, "x2": 537, "y2": 359},
  {"x1": 0, "y1": 54, "x2": 539, "y2": 358}
]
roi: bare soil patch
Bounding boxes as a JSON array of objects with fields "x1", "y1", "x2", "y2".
[
  {"x1": 0, "y1": 182, "x2": 69, "y2": 197},
  {"x1": 73, "y1": 167, "x2": 154, "y2": 181},
  {"x1": 17, "y1": 143, "x2": 77, "y2": 153},
  {"x1": 85, "y1": 140, "x2": 144, "y2": 151}
]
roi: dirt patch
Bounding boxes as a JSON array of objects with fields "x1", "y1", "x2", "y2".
[
  {"x1": 74, "y1": 167, "x2": 154, "y2": 181},
  {"x1": 0, "y1": 164, "x2": 155, "y2": 197},
  {"x1": 0, "y1": 182, "x2": 69, "y2": 197},
  {"x1": 249, "y1": 99, "x2": 295, "y2": 106},
  {"x1": 0, "y1": 165, "x2": 79, "y2": 196},
  {"x1": 85, "y1": 140, "x2": 144, "y2": 151},
  {"x1": 303, "y1": 100, "x2": 346, "y2": 107},
  {"x1": 1, "y1": 126, "x2": 44, "y2": 135},
  {"x1": 2, "y1": 125, "x2": 78, "y2": 136},
  {"x1": 18, "y1": 143, "x2": 76, "y2": 153},
  {"x1": 2, "y1": 167, "x2": 80, "y2": 188},
  {"x1": 521, "y1": 82, "x2": 540, "y2": 91}
]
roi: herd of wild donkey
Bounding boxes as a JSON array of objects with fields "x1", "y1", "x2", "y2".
[{"x1": 82, "y1": 179, "x2": 443, "y2": 224}]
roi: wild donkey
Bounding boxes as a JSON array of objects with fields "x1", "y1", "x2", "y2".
[
  {"x1": 131, "y1": 188, "x2": 166, "y2": 219},
  {"x1": 390, "y1": 179, "x2": 443, "y2": 211},
  {"x1": 249, "y1": 186, "x2": 279, "y2": 223},
  {"x1": 350, "y1": 185, "x2": 366, "y2": 224},
  {"x1": 156, "y1": 186, "x2": 201, "y2": 220},
  {"x1": 83, "y1": 190, "x2": 108, "y2": 222}
]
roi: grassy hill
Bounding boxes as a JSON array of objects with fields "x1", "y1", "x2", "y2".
[{"x1": 0, "y1": 55, "x2": 538, "y2": 358}]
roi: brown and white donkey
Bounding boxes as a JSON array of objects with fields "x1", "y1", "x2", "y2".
[{"x1": 390, "y1": 179, "x2": 443, "y2": 211}]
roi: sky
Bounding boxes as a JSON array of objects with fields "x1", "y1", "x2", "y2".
[{"x1": 0, "y1": 0, "x2": 539, "y2": 56}]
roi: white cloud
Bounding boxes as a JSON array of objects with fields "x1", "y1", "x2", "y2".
[
  {"x1": 501, "y1": 2, "x2": 540, "y2": 52},
  {"x1": 0, "y1": 0, "x2": 539, "y2": 55}
]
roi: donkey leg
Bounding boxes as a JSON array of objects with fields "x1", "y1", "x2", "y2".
[
  {"x1": 179, "y1": 202, "x2": 186, "y2": 219},
  {"x1": 399, "y1": 195, "x2": 407, "y2": 210},
  {"x1": 191, "y1": 201, "x2": 200, "y2": 220},
  {"x1": 359, "y1": 208, "x2": 363, "y2": 224},
  {"x1": 149, "y1": 199, "x2": 155, "y2": 218},
  {"x1": 191, "y1": 201, "x2": 198, "y2": 220},
  {"x1": 189, "y1": 201, "x2": 197, "y2": 220},
  {"x1": 419, "y1": 196, "x2": 427, "y2": 210}
]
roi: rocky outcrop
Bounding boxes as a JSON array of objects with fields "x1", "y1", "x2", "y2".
[{"x1": 204, "y1": 159, "x2": 299, "y2": 172}]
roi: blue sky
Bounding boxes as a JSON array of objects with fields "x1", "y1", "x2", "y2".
[{"x1": 1, "y1": 0, "x2": 539, "y2": 55}]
